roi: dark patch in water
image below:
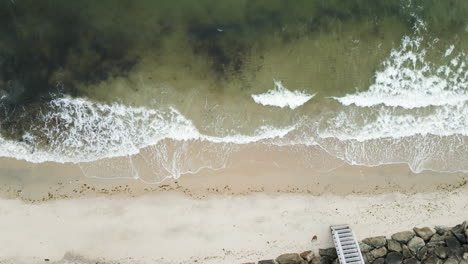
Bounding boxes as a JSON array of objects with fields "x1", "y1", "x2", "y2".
[
  {"x1": 0, "y1": 0, "x2": 139, "y2": 106},
  {"x1": 188, "y1": 23, "x2": 248, "y2": 77}
]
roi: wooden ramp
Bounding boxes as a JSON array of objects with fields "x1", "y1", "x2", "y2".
[{"x1": 331, "y1": 225, "x2": 365, "y2": 264}]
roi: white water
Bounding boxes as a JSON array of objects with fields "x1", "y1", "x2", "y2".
[
  {"x1": 251, "y1": 81, "x2": 315, "y2": 109},
  {"x1": 0, "y1": 97, "x2": 295, "y2": 164},
  {"x1": 333, "y1": 22, "x2": 468, "y2": 109}
]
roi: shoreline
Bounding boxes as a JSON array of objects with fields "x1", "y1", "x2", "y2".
[{"x1": 0, "y1": 157, "x2": 467, "y2": 202}]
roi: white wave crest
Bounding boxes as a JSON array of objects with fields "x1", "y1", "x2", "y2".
[
  {"x1": 0, "y1": 97, "x2": 295, "y2": 164},
  {"x1": 334, "y1": 23, "x2": 468, "y2": 109},
  {"x1": 251, "y1": 81, "x2": 315, "y2": 109}
]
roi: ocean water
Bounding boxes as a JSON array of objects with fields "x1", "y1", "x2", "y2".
[{"x1": 0, "y1": 0, "x2": 467, "y2": 182}]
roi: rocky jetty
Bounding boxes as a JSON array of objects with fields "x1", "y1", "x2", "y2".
[{"x1": 243, "y1": 222, "x2": 468, "y2": 264}]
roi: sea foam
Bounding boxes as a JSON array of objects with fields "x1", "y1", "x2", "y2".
[
  {"x1": 0, "y1": 96, "x2": 295, "y2": 164},
  {"x1": 333, "y1": 24, "x2": 468, "y2": 109},
  {"x1": 251, "y1": 81, "x2": 315, "y2": 110}
]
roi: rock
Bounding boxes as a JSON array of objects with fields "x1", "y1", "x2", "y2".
[
  {"x1": 416, "y1": 247, "x2": 428, "y2": 261},
  {"x1": 427, "y1": 242, "x2": 446, "y2": 248},
  {"x1": 259, "y1": 260, "x2": 276, "y2": 264},
  {"x1": 393, "y1": 231, "x2": 416, "y2": 244},
  {"x1": 276, "y1": 253, "x2": 303, "y2": 264},
  {"x1": 414, "y1": 227, "x2": 434, "y2": 241},
  {"x1": 445, "y1": 237, "x2": 461, "y2": 251},
  {"x1": 435, "y1": 226, "x2": 450, "y2": 236},
  {"x1": 363, "y1": 237, "x2": 388, "y2": 248},
  {"x1": 403, "y1": 258, "x2": 420, "y2": 264},
  {"x1": 360, "y1": 242, "x2": 375, "y2": 253},
  {"x1": 402, "y1": 245, "x2": 414, "y2": 259},
  {"x1": 434, "y1": 247, "x2": 450, "y2": 259},
  {"x1": 318, "y1": 256, "x2": 334, "y2": 264},
  {"x1": 300, "y1": 251, "x2": 314, "y2": 262},
  {"x1": 408, "y1": 237, "x2": 426, "y2": 254},
  {"x1": 372, "y1": 247, "x2": 388, "y2": 258},
  {"x1": 443, "y1": 258, "x2": 458, "y2": 264},
  {"x1": 430, "y1": 234, "x2": 447, "y2": 244},
  {"x1": 463, "y1": 253, "x2": 468, "y2": 260},
  {"x1": 319, "y1": 248, "x2": 338, "y2": 259},
  {"x1": 310, "y1": 256, "x2": 321, "y2": 264},
  {"x1": 422, "y1": 256, "x2": 442, "y2": 264},
  {"x1": 386, "y1": 252, "x2": 404, "y2": 264},
  {"x1": 388, "y1": 240, "x2": 403, "y2": 253},
  {"x1": 374, "y1": 258, "x2": 385, "y2": 264},
  {"x1": 364, "y1": 252, "x2": 376, "y2": 264},
  {"x1": 451, "y1": 223, "x2": 467, "y2": 244}
]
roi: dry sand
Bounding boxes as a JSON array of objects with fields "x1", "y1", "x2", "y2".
[
  {"x1": 0, "y1": 157, "x2": 467, "y2": 264},
  {"x1": 0, "y1": 188, "x2": 467, "y2": 264}
]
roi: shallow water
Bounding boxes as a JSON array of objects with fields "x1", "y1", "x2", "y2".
[{"x1": 0, "y1": 0, "x2": 467, "y2": 182}]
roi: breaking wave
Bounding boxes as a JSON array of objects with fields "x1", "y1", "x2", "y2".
[
  {"x1": 0, "y1": 97, "x2": 295, "y2": 164},
  {"x1": 333, "y1": 21, "x2": 468, "y2": 109},
  {"x1": 251, "y1": 81, "x2": 315, "y2": 110}
]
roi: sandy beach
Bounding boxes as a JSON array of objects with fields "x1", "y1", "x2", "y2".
[
  {"x1": 0, "y1": 158, "x2": 467, "y2": 264},
  {"x1": 1, "y1": 1, "x2": 468, "y2": 263}
]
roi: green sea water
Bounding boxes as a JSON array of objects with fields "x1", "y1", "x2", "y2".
[{"x1": 0, "y1": 0, "x2": 467, "y2": 180}]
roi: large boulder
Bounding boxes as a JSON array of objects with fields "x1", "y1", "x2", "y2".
[
  {"x1": 318, "y1": 256, "x2": 334, "y2": 264},
  {"x1": 374, "y1": 258, "x2": 385, "y2": 264},
  {"x1": 421, "y1": 256, "x2": 442, "y2": 264},
  {"x1": 386, "y1": 252, "x2": 403, "y2": 264},
  {"x1": 300, "y1": 251, "x2": 314, "y2": 262},
  {"x1": 416, "y1": 247, "x2": 428, "y2": 261},
  {"x1": 403, "y1": 258, "x2": 420, "y2": 264},
  {"x1": 434, "y1": 247, "x2": 450, "y2": 259},
  {"x1": 319, "y1": 248, "x2": 337, "y2": 259},
  {"x1": 388, "y1": 240, "x2": 403, "y2": 253},
  {"x1": 413, "y1": 227, "x2": 434, "y2": 241},
  {"x1": 363, "y1": 252, "x2": 376, "y2": 264},
  {"x1": 408, "y1": 237, "x2": 426, "y2": 254},
  {"x1": 434, "y1": 226, "x2": 449, "y2": 236},
  {"x1": 402, "y1": 245, "x2": 413, "y2": 259},
  {"x1": 258, "y1": 260, "x2": 276, "y2": 264},
  {"x1": 443, "y1": 258, "x2": 458, "y2": 264},
  {"x1": 363, "y1": 237, "x2": 388, "y2": 248},
  {"x1": 451, "y1": 222, "x2": 467, "y2": 244},
  {"x1": 392, "y1": 231, "x2": 416, "y2": 244},
  {"x1": 276, "y1": 253, "x2": 303, "y2": 264},
  {"x1": 372, "y1": 247, "x2": 388, "y2": 258},
  {"x1": 445, "y1": 237, "x2": 461, "y2": 251},
  {"x1": 360, "y1": 242, "x2": 375, "y2": 253}
]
